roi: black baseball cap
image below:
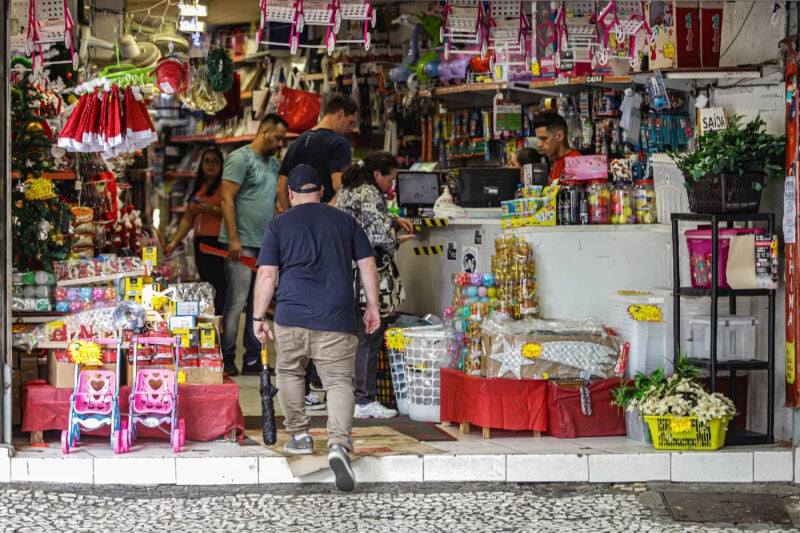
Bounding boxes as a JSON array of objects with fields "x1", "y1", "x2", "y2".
[{"x1": 288, "y1": 164, "x2": 322, "y2": 193}]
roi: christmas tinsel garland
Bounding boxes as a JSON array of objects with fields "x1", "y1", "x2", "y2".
[{"x1": 206, "y1": 47, "x2": 234, "y2": 93}]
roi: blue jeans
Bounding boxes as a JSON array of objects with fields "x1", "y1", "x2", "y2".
[{"x1": 221, "y1": 246, "x2": 260, "y2": 367}]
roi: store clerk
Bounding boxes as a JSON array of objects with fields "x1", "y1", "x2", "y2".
[{"x1": 532, "y1": 112, "x2": 581, "y2": 184}]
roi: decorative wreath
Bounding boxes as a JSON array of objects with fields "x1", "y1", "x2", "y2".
[{"x1": 206, "y1": 47, "x2": 234, "y2": 93}]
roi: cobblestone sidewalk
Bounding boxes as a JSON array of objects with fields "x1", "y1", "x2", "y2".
[{"x1": 0, "y1": 482, "x2": 798, "y2": 532}]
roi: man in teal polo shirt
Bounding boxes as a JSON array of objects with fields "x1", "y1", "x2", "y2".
[{"x1": 219, "y1": 113, "x2": 288, "y2": 376}]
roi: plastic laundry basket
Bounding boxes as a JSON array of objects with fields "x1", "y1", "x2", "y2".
[
  {"x1": 403, "y1": 326, "x2": 450, "y2": 423},
  {"x1": 386, "y1": 344, "x2": 409, "y2": 416}
]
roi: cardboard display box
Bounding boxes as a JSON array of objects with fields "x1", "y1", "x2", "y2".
[
  {"x1": 126, "y1": 363, "x2": 223, "y2": 387},
  {"x1": 481, "y1": 334, "x2": 620, "y2": 380},
  {"x1": 48, "y1": 351, "x2": 118, "y2": 389}
]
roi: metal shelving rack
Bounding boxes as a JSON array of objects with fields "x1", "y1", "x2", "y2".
[{"x1": 671, "y1": 212, "x2": 776, "y2": 445}]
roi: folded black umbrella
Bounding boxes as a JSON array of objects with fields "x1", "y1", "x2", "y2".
[{"x1": 260, "y1": 345, "x2": 279, "y2": 445}]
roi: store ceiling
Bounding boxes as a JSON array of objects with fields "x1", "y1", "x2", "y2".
[
  {"x1": 125, "y1": 0, "x2": 260, "y2": 27},
  {"x1": 124, "y1": 0, "x2": 396, "y2": 28}
]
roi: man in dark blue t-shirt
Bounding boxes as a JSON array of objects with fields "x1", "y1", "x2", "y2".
[
  {"x1": 252, "y1": 165, "x2": 379, "y2": 493},
  {"x1": 276, "y1": 93, "x2": 357, "y2": 209}
]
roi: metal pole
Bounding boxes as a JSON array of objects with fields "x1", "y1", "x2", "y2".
[{"x1": 1, "y1": 0, "x2": 11, "y2": 447}]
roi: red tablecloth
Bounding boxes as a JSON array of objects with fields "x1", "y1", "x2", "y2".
[
  {"x1": 21, "y1": 377, "x2": 245, "y2": 441},
  {"x1": 440, "y1": 368, "x2": 548, "y2": 432}
]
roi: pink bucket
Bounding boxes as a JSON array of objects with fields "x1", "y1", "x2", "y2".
[{"x1": 685, "y1": 228, "x2": 764, "y2": 288}]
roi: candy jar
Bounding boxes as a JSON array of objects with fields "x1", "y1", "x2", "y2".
[
  {"x1": 634, "y1": 179, "x2": 657, "y2": 224},
  {"x1": 587, "y1": 179, "x2": 611, "y2": 224},
  {"x1": 610, "y1": 182, "x2": 634, "y2": 224}
]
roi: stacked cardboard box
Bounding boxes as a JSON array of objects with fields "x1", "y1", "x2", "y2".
[{"x1": 10, "y1": 350, "x2": 39, "y2": 424}]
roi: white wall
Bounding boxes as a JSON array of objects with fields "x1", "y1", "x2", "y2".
[{"x1": 719, "y1": 1, "x2": 787, "y2": 67}]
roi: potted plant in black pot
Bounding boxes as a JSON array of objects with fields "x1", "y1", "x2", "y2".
[{"x1": 668, "y1": 115, "x2": 785, "y2": 213}]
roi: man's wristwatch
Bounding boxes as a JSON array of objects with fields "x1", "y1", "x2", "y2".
[{"x1": 253, "y1": 317, "x2": 265, "y2": 322}]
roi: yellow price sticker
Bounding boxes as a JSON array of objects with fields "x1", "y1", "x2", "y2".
[
  {"x1": 787, "y1": 342, "x2": 796, "y2": 385},
  {"x1": 494, "y1": 64, "x2": 503, "y2": 81},
  {"x1": 23, "y1": 177, "x2": 56, "y2": 201},
  {"x1": 670, "y1": 417, "x2": 693, "y2": 434},
  {"x1": 627, "y1": 304, "x2": 663, "y2": 322},
  {"x1": 522, "y1": 342, "x2": 542, "y2": 359}
]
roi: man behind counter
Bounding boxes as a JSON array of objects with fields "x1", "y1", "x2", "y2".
[{"x1": 532, "y1": 112, "x2": 581, "y2": 184}]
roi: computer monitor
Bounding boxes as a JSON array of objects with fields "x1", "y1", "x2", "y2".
[
  {"x1": 457, "y1": 167, "x2": 521, "y2": 207},
  {"x1": 396, "y1": 171, "x2": 440, "y2": 209}
]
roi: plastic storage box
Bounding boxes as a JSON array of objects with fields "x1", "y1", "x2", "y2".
[
  {"x1": 684, "y1": 228, "x2": 764, "y2": 288},
  {"x1": 689, "y1": 314, "x2": 758, "y2": 361},
  {"x1": 650, "y1": 154, "x2": 689, "y2": 225},
  {"x1": 653, "y1": 289, "x2": 752, "y2": 357},
  {"x1": 607, "y1": 293, "x2": 673, "y2": 378}
]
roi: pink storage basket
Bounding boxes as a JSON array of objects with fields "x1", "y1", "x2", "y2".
[{"x1": 685, "y1": 228, "x2": 764, "y2": 288}]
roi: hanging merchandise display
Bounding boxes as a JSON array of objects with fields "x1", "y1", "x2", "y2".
[
  {"x1": 10, "y1": 0, "x2": 77, "y2": 76},
  {"x1": 57, "y1": 66, "x2": 157, "y2": 159},
  {"x1": 206, "y1": 47, "x2": 234, "y2": 93},
  {"x1": 180, "y1": 64, "x2": 227, "y2": 115}
]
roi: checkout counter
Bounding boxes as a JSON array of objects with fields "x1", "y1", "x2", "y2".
[{"x1": 393, "y1": 169, "x2": 672, "y2": 321}]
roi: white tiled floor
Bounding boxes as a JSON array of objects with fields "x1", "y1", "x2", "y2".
[{"x1": 6, "y1": 325, "x2": 795, "y2": 486}]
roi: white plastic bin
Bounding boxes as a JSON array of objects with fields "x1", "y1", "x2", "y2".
[
  {"x1": 650, "y1": 153, "x2": 688, "y2": 224},
  {"x1": 689, "y1": 314, "x2": 758, "y2": 361},
  {"x1": 607, "y1": 293, "x2": 673, "y2": 378},
  {"x1": 403, "y1": 326, "x2": 450, "y2": 423}
]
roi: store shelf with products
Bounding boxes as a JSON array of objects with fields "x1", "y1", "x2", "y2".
[
  {"x1": 670, "y1": 212, "x2": 776, "y2": 445},
  {"x1": 163, "y1": 170, "x2": 195, "y2": 179},
  {"x1": 11, "y1": 170, "x2": 77, "y2": 180}
]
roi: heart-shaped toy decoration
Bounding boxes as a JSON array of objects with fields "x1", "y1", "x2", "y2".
[
  {"x1": 90, "y1": 380, "x2": 105, "y2": 392},
  {"x1": 148, "y1": 379, "x2": 163, "y2": 391}
]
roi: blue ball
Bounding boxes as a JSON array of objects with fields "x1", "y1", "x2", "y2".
[
  {"x1": 466, "y1": 286, "x2": 479, "y2": 297},
  {"x1": 482, "y1": 273, "x2": 495, "y2": 286}
]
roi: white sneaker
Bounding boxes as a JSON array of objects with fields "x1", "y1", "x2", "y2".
[
  {"x1": 305, "y1": 393, "x2": 326, "y2": 411},
  {"x1": 354, "y1": 401, "x2": 398, "y2": 419}
]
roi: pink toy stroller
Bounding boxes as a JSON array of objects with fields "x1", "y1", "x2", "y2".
[
  {"x1": 125, "y1": 336, "x2": 185, "y2": 453},
  {"x1": 61, "y1": 338, "x2": 124, "y2": 454}
]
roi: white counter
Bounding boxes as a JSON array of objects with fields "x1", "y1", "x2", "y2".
[{"x1": 396, "y1": 219, "x2": 673, "y2": 321}]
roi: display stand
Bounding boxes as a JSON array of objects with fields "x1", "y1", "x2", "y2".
[
  {"x1": 670, "y1": 212, "x2": 775, "y2": 445},
  {"x1": 439, "y1": 368, "x2": 548, "y2": 438}
]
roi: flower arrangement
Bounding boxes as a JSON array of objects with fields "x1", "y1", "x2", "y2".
[{"x1": 630, "y1": 374, "x2": 736, "y2": 424}]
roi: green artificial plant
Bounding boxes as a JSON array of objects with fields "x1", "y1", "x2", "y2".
[{"x1": 668, "y1": 115, "x2": 785, "y2": 190}]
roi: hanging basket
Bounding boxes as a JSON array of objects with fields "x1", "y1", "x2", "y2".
[{"x1": 686, "y1": 172, "x2": 764, "y2": 214}]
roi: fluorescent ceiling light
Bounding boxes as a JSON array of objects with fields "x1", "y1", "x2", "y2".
[
  {"x1": 179, "y1": 3, "x2": 208, "y2": 17},
  {"x1": 179, "y1": 19, "x2": 206, "y2": 32}
]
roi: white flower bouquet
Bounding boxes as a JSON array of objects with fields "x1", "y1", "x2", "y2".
[{"x1": 630, "y1": 374, "x2": 736, "y2": 424}]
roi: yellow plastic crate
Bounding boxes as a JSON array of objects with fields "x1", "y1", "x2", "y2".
[{"x1": 643, "y1": 415, "x2": 732, "y2": 450}]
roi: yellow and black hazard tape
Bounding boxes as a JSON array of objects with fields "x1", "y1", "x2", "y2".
[
  {"x1": 410, "y1": 218, "x2": 449, "y2": 231},
  {"x1": 413, "y1": 245, "x2": 443, "y2": 256}
]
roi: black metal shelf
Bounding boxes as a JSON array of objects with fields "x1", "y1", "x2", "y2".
[
  {"x1": 671, "y1": 212, "x2": 776, "y2": 224},
  {"x1": 686, "y1": 358, "x2": 769, "y2": 371},
  {"x1": 676, "y1": 287, "x2": 774, "y2": 297},
  {"x1": 725, "y1": 427, "x2": 774, "y2": 446},
  {"x1": 671, "y1": 212, "x2": 776, "y2": 445}
]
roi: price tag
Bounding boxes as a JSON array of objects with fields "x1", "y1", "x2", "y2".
[
  {"x1": 670, "y1": 417, "x2": 693, "y2": 434},
  {"x1": 627, "y1": 304, "x2": 664, "y2": 322},
  {"x1": 522, "y1": 342, "x2": 542, "y2": 359},
  {"x1": 23, "y1": 177, "x2": 56, "y2": 200}
]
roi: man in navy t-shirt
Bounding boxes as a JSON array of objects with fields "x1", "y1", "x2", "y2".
[{"x1": 252, "y1": 164, "x2": 379, "y2": 492}]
